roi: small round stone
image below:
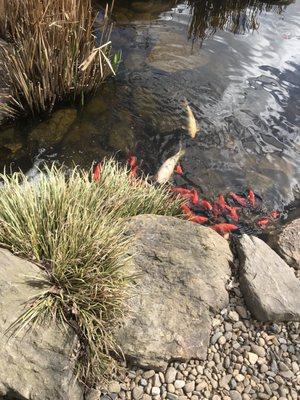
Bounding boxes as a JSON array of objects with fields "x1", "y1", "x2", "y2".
[
  {"x1": 229, "y1": 390, "x2": 242, "y2": 400},
  {"x1": 151, "y1": 387, "x2": 160, "y2": 396},
  {"x1": 174, "y1": 380, "x2": 185, "y2": 390},
  {"x1": 108, "y1": 382, "x2": 121, "y2": 394}
]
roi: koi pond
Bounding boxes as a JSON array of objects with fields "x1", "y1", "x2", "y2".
[{"x1": 0, "y1": 0, "x2": 299, "y2": 219}]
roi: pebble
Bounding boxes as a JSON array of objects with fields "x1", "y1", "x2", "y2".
[
  {"x1": 236, "y1": 374, "x2": 245, "y2": 382},
  {"x1": 108, "y1": 382, "x2": 121, "y2": 394},
  {"x1": 151, "y1": 387, "x2": 160, "y2": 396},
  {"x1": 143, "y1": 370, "x2": 155, "y2": 379},
  {"x1": 260, "y1": 364, "x2": 268, "y2": 373},
  {"x1": 139, "y1": 379, "x2": 147, "y2": 387},
  {"x1": 132, "y1": 387, "x2": 143, "y2": 400},
  {"x1": 174, "y1": 380, "x2": 185, "y2": 390},
  {"x1": 251, "y1": 344, "x2": 266, "y2": 358},
  {"x1": 230, "y1": 390, "x2": 242, "y2": 400},
  {"x1": 167, "y1": 383, "x2": 175, "y2": 393},
  {"x1": 183, "y1": 381, "x2": 195, "y2": 393},
  {"x1": 229, "y1": 311, "x2": 240, "y2": 322},
  {"x1": 167, "y1": 394, "x2": 178, "y2": 400},
  {"x1": 152, "y1": 374, "x2": 161, "y2": 387},
  {"x1": 236, "y1": 306, "x2": 248, "y2": 319},
  {"x1": 218, "y1": 336, "x2": 227, "y2": 345},
  {"x1": 103, "y1": 277, "x2": 300, "y2": 400},
  {"x1": 248, "y1": 352, "x2": 259, "y2": 365},
  {"x1": 211, "y1": 332, "x2": 223, "y2": 344}
]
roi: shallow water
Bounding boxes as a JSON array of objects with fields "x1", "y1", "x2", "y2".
[{"x1": 0, "y1": 0, "x2": 299, "y2": 213}]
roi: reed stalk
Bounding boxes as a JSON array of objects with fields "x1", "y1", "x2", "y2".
[{"x1": 0, "y1": 0, "x2": 116, "y2": 118}]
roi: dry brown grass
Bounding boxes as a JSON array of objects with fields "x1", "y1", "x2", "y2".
[{"x1": 0, "y1": 0, "x2": 117, "y2": 118}]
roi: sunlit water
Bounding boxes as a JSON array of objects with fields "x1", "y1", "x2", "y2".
[{"x1": 0, "y1": 0, "x2": 299, "y2": 217}]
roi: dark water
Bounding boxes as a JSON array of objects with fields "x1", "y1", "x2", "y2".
[{"x1": 0, "y1": 0, "x2": 299, "y2": 213}]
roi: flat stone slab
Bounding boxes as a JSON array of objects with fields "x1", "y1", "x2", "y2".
[
  {"x1": 236, "y1": 235, "x2": 300, "y2": 322},
  {"x1": 117, "y1": 215, "x2": 233, "y2": 370},
  {"x1": 0, "y1": 249, "x2": 82, "y2": 400}
]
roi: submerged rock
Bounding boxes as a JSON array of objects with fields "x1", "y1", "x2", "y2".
[
  {"x1": 236, "y1": 235, "x2": 300, "y2": 322},
  {"x1": 277, "y1": 219, "x2": 300, "y2": 270},
  {"x1": 0, "y1": 126, "x2": 23, "y2": 154},
  {"x1": 28, "y1": 108, "x2": 77, "y2": 148},
  {"x1": 147, "y1": 31, "x2": 210, "y2": 73},
  {"x1": 0, "y1": 249, "x2": 82, "y2": 400},
  {"x1": 117, "y1": 215, "x2": 233, "y2": 370}
]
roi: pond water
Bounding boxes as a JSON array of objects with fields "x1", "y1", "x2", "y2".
[{"x1": 0, "y1": 0, "x2": 299, "y2": 216}]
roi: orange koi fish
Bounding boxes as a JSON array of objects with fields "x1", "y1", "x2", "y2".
[
  {"x1": 247, "y1": 189, "x2": 256, "y2": 207},
  {"x1": 189, "y1": 214, "x2": 208, "y2": 224},
  {"x1": 212, "y1": 202, "x2": 222, "y2": 218},
  {"x1": 180, "y1": 204, "x2": 193, "y2": 216},
  {"x1": 211, "y1": 223, "x2": 238, "y2": 234},
  {"x1": 190, "y1": 189, "x2": 199, "y2": 205},
  {"x1": 171, "y1": 187, "x2": 192, "y2": 195},
  {"x1": 175, "y1": 163, "x2": 183, "y2": 175},
  {"x1": 200, "y1": 199, "x2": 213, "y2": 211},
  {"x1": 229, "y1": 192, "x2": 247, "y2": 207},
  {"x1": 225, "y1": 205, "x2": 239, "y2": 221},
  {"x1": 270, "y1": 210, "x2": 280, "y2": 219},
  {"x1": 217, "y1": 194, "x2": 227, "y2": 210},
  {"x1": 129, "y1": 165, "x2": 138, "y2": 178},
  {"x1": 257, "y1": 218, "x2": 269, "y2": 229},
  {"x1": 128, "y1": 155, "x2": 137, "y2": 168},
  {"x1": 93, "y1": 163, "x2": 102, "y2": 182}
]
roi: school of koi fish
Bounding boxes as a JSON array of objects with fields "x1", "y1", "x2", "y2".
[{"x1": 93, "y1": 155, "x2": 280, "y2": 239}]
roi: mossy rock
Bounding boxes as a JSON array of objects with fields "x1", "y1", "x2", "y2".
[
  {"x1": 108, "y1": 123, "x2": 135, "y2": 153},
  {"x1": 28, "y1": 108, "x2": 77, "y2": 148},
  {"x1": 83, "y1": 97, "x2": 108, "y2": 118},
  {"x1": 0, "y1": 127, "x2": 23, "y2": 154},
  {"x1": 108, "y1": 110, "x2": 135, "y2": 153}
]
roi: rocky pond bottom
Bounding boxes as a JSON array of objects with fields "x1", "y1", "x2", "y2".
[{"x1": 0, "y1": 215, "x2": 299, "y2": 400}]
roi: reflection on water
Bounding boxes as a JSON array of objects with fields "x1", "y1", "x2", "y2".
[
  {"x1": 0, "y1": 0, "x2": 299, "y2": 213},
  {"x1": 185, "y1": 0, "x2": 293, "y2": 40}
]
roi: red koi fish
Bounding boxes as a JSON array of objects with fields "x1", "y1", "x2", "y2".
[
  {"x1": 212, "y1": 195, "x2": 227, "y2": 217},
  {"x1": 211, "y1": 223, "x2": 238, "y2": 235},
  {"x1": 93, "y1": 163, "x2": 102, "y2": 182},
  {"x1": 225, "y1": 205, "x2": 239, "y2": 221},
  {"x1": 175, "y1": 163, "x2": 183, "y2": 175},
  {"x1": 217, "y1": 194, "x2": 227, "y2": 211},
  {"x1": 229, "y1": 192, "x2": 247, "y2": 207},
  {"x1": 180, "y1": 204, "x2": 192, "y2": 216},
  {"x1": 180, "y1": 204, "x2": 207, "y2": 224},
  {"x1": 189, "y1": 214, "x2": 208, "y2": 224},
  {"x1": 212, "y1": 202, "x2": 222, "y2": 218},
  {"x1": 171, "y1": 187, "x2": 192, "y2": 195},
  {"x1": 129, "y1": 165, "x2": 138, "y2": 178},
  {"x1": 172, "y1": 187, "x2": 198, "y2": 205},
  {"x1": 128, "y1": 155, "x2": 137, "y2": 168},
  {"x1": 190, "y1": 189, "x2": 199, "y2": 205},
  {"x1": 247, "y1": 189, "x2": 256, "y2": 207},
  {"x1": 200, "y1": 199, "x2": 213, "y2": 211},
  {"x1": 270, "y1": 210, "x2": 280, "y2": 219},
  {"x1": 257, "y1": 218, "x2": 269, "y2": 229}
]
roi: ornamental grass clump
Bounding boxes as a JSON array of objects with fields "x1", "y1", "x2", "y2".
[
  {"x1": 0, "y1": 159, "x2": 181, "y2": 385},
  {"x1": 0, "y1": 0, "x2": 117, "y2": 118}
]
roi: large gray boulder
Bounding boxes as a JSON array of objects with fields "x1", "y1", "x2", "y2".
[
  {"x1": 0, "y1": 249, "x2": 83, "y2": 400},
  {"x1": 236, "y1": 235, "x2": 300, "y2": 322},
  {"x1": 117, "y1": 215, "x2": 233, "y2": 370},
  {"x1": 277, "y1": 219, "x2": 300, "y2": 270}
]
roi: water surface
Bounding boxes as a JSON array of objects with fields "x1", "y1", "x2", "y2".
[{"x1": 0, "y1": 0, "x2": 299, "y2": 212}]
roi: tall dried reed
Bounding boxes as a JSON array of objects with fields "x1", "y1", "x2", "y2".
[{"x1": 0, "y1": 0, "x2": 117, "y2": 118}]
